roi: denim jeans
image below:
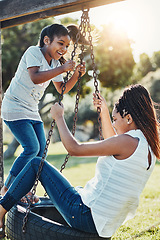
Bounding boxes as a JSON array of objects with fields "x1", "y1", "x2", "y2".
[
  {"x1": 4, "y1": 120, "x2": 46, "y2": 188},
  {"x1": 0, "y1": 157, "x2": 97, "y2": 234}
]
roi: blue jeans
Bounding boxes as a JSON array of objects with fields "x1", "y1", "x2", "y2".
[
  {"x1": 4, "y1": 120, "x2": 46, "y2": 188},
  {"x1": 0, "y1": 157, "x2": 97, "y2": 234}
]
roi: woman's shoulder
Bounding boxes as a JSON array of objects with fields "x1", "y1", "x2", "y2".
[
  {"x1": 114, "y1": 133, "x2": 139, "y2": 148},
  {"x1": 124, "y1": 129, "x2": 146, "y2": 142},
  {"x1": 122, "y1": 129, "x2": 147, "y2": 148},
  {"x1": 110, "y1": 131, "x2": 141, "y2": 160}
]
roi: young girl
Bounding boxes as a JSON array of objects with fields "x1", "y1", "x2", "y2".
[
  {"x1": 0, "y1": 84, "x2": 159, "y2": 238},
  {"x1": 1, "y1": 23, "x2": 86, "y2": 198}
]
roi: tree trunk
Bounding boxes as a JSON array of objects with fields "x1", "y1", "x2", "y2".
[{"x1": 4, "y1": 137, "x2": 20, "y2": 160}]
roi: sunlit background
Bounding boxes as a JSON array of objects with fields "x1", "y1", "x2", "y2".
[
  {"x1": 2, "y1": 0, "x2": 160, "y2": 153},
  {"x1": 55, "y1": 0, "x2": 160, "y2": 62}
]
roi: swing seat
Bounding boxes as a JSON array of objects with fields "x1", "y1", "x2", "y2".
[{"x1": 6, "y1": 197, "x2": 111, "y2": 240}]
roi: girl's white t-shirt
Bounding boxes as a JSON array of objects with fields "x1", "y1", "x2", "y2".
[
  {"x1": 76, "y1": 129, "x2": 156, "y2": 238},
  {"x1": 1, "y1": 46, "x2": 64, "y2": 121}
]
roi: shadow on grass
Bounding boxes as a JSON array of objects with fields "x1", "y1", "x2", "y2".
[
  {"x1": 46, "y1": 156, "x2": 160, "y2": 169},
  {"x1": 3, "y1": 154, "x2": 97, "y2": 174},
  {"x1": 46, "y1": 154, "x2": 97, "y2": 170},
  {"x1": 128, "y1": 221, "x2": 160, "y2": 240},
  {"x1": 4, "y1": 157, "x2": 160, "y2": 174}
]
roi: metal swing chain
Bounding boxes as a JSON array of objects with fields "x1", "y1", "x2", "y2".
[
  {"x1": 22, "y1": 10, "x2": 87, "y2": 233},
  {"x1": 22, "y1": 119, "x2": 56, "y2": 232},
  {"x1": 60, "y1": 12, "x2": 87, "y2": 173},
  {"x1": 85, "y1": 9, "x2": 103, "y2": 140},
  {"x1": 22, "y1": 8, "x2": 103, "y2": 233}
]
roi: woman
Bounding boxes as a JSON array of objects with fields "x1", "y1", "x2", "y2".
[{"x1": 0, "y1": 84, "x2": 159, "y2": 238}]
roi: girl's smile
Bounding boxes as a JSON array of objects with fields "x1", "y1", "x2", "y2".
[{"x1": 42, "y1": 35, "x2": 71, "y2": 64}]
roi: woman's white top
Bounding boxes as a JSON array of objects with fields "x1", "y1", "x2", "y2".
[
  {"x1": 76, "y1": 129, "x2": 156, "y2": 237},
  {"x1": 1, "y1": 46, "x2": 63, "y2": 122}
]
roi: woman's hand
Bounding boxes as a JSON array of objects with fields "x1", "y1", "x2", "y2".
[
  {"x1": 93, "y1": 92, "x2": 108, "y2": 113},
  {"x1": 50, "y1": 103, "x2": 64, "y2": 121},
  {"x1": 75, "y1": 61, "x2": 86, "y2": 77},
  {"x1": 62, "y1": 60, "x2": 76, "y2": 72},
  {"x1": 93, "y1": 92, "x2": 116, "y2": 138}
]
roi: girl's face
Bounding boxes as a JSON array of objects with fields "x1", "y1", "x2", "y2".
[
  {"x1": 46, "y1": 35, "x2": 71, "y2": 60},
  {"x1": 112, "y1": 107, "x2": 129, "y2": 135}
]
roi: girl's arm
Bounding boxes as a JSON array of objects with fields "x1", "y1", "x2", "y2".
[
  {"x1": 28, "y1": 60, "x2": 75, "y2": 85},
  {"x1": 28, "y1": 61, "x2": 86, "y2": 94},
  {"x1": 54, "y1": 62, "x2": 86, "y2": 94},
  {"x1": 50, "y1": 103, "x2": 138, "y2": 159},
  {"x1": 93, "y1": 93, "x2": 116, "y2": 139}
]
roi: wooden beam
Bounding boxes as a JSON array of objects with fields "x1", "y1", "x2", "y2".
[
  {"x1": 0, "y1": 23, "x2": 4, "y2": 189},
  {"x1": 0, "y1": 0, "x2": 125, "y2": 29},
  {"x1": 1, "y1": 9, "x2": 61, "y2": 29}
]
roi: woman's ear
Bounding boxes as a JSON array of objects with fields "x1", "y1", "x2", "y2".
[{"x1": 126, "y1": 114, "x2": 133, "y2": 125}]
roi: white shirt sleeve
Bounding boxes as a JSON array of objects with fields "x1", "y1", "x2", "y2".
[
  {"x1": 25, "y1": 46, "x2": 43, "y2": 68},
  {"x1": 24, "y1": 46, "x2": 64, "y2": 82},
  {"x1": 51, "y1": 59, "x2": 64, "y2": 82}
]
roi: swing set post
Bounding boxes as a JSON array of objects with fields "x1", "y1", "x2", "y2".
[
  {"x1": 0, "y1": 23, "x2": 4, "y2": 190},
  {"x1": 0, "y1": 23, "x2": 5, "y2": 239}
]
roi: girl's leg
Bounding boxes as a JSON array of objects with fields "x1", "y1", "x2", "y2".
[
  {"x1": 32, "y1": 121, "x2": 46, "y2": 157},
  {"x1": 4, "y1": 120, "x2": 46, "y2": 189},
  {"x1": 0, "y1": 157, "x2": 97, "y2": 234}
]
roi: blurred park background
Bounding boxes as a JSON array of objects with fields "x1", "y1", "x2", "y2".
[
  {"x1": 2, "y1": 0, "x2": 160, "y2": 158},
  {"x1": 1, "y1": 0, "x2": 160, "y2": 239}
]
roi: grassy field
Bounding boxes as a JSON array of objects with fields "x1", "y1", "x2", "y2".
[{"x1": 2, "y1": 142, "x2": 160, "y2": 239}]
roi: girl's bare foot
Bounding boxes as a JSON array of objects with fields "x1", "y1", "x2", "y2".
[
  {"x1": 0, "y1": 186, "x2": 8, "y2": 196},
  {"x1": 1, "y1": 186, "x2": 39, "y2": 204},
  {"x1": 21, "y1": 192, "x2": 39, "y2": 204}
]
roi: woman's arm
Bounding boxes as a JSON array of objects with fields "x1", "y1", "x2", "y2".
[
  {"x1": 93, "y1": 93, "x2": 116, "y2": 139},
  {"x1": 50, "y1": 103, "x2": 138, "y2": 159}
]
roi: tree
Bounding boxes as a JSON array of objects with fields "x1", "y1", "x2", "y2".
[
  {"x1": 131, "y1": 53, "x2": 155, "y2": 83},
  {"x1": 140, "y1": 69, "x2": 160, "y2": 103},
  {"x1": 86, "y1": 23, "x2": 135, "y2": 90},
  {"x1": 137, "y1": 53, "x2": 154, "y2": 77},
  {"x1": 151, "y1": 50, "x2": 160, "y2": 70}
]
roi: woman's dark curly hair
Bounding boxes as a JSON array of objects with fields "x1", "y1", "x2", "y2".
[{"x1": 115, "y1": 84, "x2": 160, "y2": 159}]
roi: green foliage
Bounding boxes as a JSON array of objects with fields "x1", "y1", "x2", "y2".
[
  {"x1": 59, "y1": 17, "x2": 79, "y2": 26},
  {"x1": 151, "y1": 50, "x2": 160, "y2": 69},
  {"x1": 131, "y1": 51, "x2": 160, "y2": 83},
  {"x1": 140, "y1": 68, "x2": 160, "y2": 103},
  {"x1": 88, "y1": 24, "x2": 135, "y2": 90},
  {"x1": 132, "y1": 53, "x2": 154, "y2": 83},
  {"x1": 138, "y1": 53, "x2": 154, "y2": 76},
  {"x1": 2, "y1": 18, "x2": 54, "y2": 91}
]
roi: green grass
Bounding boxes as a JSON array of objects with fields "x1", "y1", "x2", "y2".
[{"x1": 3, "y1": 142, "x2": 160, "y2": 239}]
